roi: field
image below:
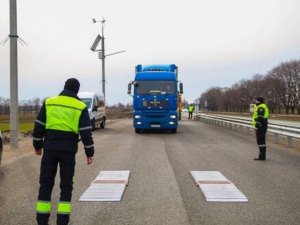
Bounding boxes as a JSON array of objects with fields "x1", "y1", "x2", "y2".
[{"x1": 0, "y1": 109, "x2": 133, "y2": 132}]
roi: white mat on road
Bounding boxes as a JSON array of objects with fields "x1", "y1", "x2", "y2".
[
  {"x1": 190, "y1": 171, "x2": 248, "y2": 202},
  {"x1": 79, "y1": 170, "x2": 130, "y2": 202}
]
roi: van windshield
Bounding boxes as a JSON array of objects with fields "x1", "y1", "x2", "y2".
[{"x1": 80, "y1": 98, "x2": 92, "y2": 109}]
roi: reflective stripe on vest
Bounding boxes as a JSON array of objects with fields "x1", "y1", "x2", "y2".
[
  {"x1": 252, "y1": 103, "x2": 269, "y2": 126},
  {"x1": 57, "y1": 202, "x2": 72, "y2": 214},
  {"x1": 36, "y1": 201, "x2": 52, "y2": 214},
  {"x1": 45, "y1": 96, "x2": 86, "y2": 134}
]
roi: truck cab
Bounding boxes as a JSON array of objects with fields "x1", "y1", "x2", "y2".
[
  {"x1": 78, "y1": 92, "x2": 106, "y2": 130},
  {"x1": 128, "y1": 64, "x2": 183, "y2": 133}
]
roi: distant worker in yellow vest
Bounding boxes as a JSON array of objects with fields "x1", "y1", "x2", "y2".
[
  {"x1": 33, "y1": 78, "x2": 94, "y2": 225},
  {"x1": 252, "y1": 97, "x2": 269, "y2": 161},
  {"x1": 188, "y1": 104, "x2": 194, "y2": 119}
]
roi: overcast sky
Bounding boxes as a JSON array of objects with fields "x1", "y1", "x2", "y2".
[{"x1": 1, "y1": 0, "x2": 300, "y2": 105}]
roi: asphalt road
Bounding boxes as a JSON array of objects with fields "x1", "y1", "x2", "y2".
[{"x1": 1, "y1": 114, "x2": 300, "y2": 225}]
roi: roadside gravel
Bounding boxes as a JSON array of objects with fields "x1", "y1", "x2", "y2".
[{"x1": 2, "y1": 135, "x2": 33, "y2": 166}]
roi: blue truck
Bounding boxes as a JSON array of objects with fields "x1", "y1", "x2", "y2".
[{"x1": 127, "y1": 64, "x2": 183, "y2": 133}]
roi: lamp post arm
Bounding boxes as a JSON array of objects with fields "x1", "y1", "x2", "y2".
[{"x1": 105, "y1": 50, "x2": 125, "y2": 57}]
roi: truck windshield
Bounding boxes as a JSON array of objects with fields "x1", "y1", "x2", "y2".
[
  {"x1": 80, "y1": 98, "x2": 92, "y2": 109},
  {"x1": 135, "y1": 81, "x2": 175, "y2": 95}
]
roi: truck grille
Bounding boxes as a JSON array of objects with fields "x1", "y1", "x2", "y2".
[
  {"x1": 146, "y1": 115, "x2": 164, "y2": 118},
  {"x1": 143, "y1": 100, "x2": 168, "y2": 107}
]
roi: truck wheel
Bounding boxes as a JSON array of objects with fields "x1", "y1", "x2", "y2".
[
  {"x1": 100, "y1": 118, "x2": 105, "y2": 129},
  {"x1": 171, "y1": 129, "x2": 177, "y2": 133},
  {"x1": 135, "y1": 129, "x2": 141, "y2": 133},
  {"x1": 91, "y1": 119, "x2": 96, "y2": 131}
]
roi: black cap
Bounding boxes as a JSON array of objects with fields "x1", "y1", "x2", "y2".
[
  {"x1": 256, "y1": 97, "x2": 264, "y2": 103},
  {"x1": 64, "y1": 78, "x2": 80, "y2": 94}
]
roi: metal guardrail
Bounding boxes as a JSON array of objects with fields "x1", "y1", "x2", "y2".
[{"x1": 195, "y1": 113, "x2": 300, "y2": 148}]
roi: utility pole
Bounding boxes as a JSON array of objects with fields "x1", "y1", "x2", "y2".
[
  {"x1": 10, "y1": 0, "x2": 19, "y2": 149},
  {"x1": 101, "y1": 19, "x2": 106, "y2": 97},
  {"x1": 91, "y1": 18, "x2": 125, "y2": 101}
]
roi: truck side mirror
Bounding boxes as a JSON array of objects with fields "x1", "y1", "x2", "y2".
[
  {"x1": 179, "y1": 82, "x2": 183, "y2": 94},
  {"x1": 127, "y1": 82, "x2": 132, "y2": 95}
]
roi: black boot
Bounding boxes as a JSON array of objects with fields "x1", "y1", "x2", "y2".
[
  {"x1": 36, "y1": 213, "x2": 50, "y2": 225},
  {"x1": 57, "y1": 214, "x2": 70, "y2": 225},
  {"x1": 254, "y1": 147, "x2": 266, "y2": 160},
  {"x1": 253, "y1": 157, "x2": 265, "y2": 160}
]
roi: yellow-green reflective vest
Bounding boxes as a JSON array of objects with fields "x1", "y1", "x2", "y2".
[
  {"x1": 252, "y1": 103, "x2": 269, "y2": 127},
  {"x1": 45, "y1": 96, "x2": 86, "y2": 134},
  {"x1": 188, "y1": 106, "x2": 194, "y2": 112}
]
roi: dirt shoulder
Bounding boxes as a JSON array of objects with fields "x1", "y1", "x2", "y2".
[{"x1": 2, "y1": 135, "x2": 33, "y2": 166}]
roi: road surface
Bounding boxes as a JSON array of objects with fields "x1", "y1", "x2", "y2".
[{"x1": 0, "y1": 114, "x2": 300, "y2": 225}]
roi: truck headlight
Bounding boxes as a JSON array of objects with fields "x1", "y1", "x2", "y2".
[
  {"x1": 169, "y1": 122, "x2": 175, "y2": 125},
  {"x1": 170, "y1": 115, "x2": 176, "y2": 119},
  {"x1": 135, "y1": 115, "x2": 141, "y2": 119}
]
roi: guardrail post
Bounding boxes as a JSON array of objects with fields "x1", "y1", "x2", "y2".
[
  {"x1": 239, "y1": 125, "x2": 243, "y2": 133},
  {"x1": 234, "y1": 124, "x2": 237, "y2": 131},
  {"x1": 246, "y1": 127, "x2": 250, "y2": 135},
  {"x1": 287, "y1": 136, "x2": 293, "y2": 148},
  {"x1": 273, "y1": 133, "x2": 279, "y2": 144},
  {"x1": 229, "y1": 123, "x2": 232, "y2": 130}
]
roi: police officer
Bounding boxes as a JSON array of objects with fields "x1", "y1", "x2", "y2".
[
  {"x1": 33, "y1": 78, "x2": 94, "y2": 225},
  {"x1": 188, "y1": 104, "x2": 194, "y2": 119},
  {"x1": 252, "y1": 97, "x2": 269, "y2": 160}
]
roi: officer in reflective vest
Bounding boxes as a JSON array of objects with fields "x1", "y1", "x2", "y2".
[
  {"x1": 33, "y1": 78, "x2": 94, "y2": 225},
  {"x1": 252, "y1": 97, "x2": 269, "y2": 160},
  {"x1": 188, "y1": 104, "x2": 194, "y2": 119}
]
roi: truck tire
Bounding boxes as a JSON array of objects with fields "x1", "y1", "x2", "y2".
[
  {"x1": 135, "y1": 128, "x2": 141, "y2": 133},
  {"x1": 100, "y1": 118, "x2": 106, "y2": 129},
  {"x1": 171, "y1": 129, "x2": 177, "y2": 133}
]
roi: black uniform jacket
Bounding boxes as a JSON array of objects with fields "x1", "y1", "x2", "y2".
[{"x1": 33, "y1": 89, "x2": 94, "y2": 157}]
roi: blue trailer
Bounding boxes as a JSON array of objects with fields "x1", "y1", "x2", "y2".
[{"x1": 128, "y1": 64, "x2": 183, "y2": 133}]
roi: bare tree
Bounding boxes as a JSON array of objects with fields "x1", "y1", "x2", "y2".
[
  {"x1": 0, "y1": 98, "x2": 10, "y2": 115},
  {"x1": 32, "y1": 97, "x2": 41, "y2": 114},
  {"x1": 201, "y1": 87, "x2": 223, "y2": 111},
  {"x1": 269, "y1": 60, "x2": 300, "y2": 114}
]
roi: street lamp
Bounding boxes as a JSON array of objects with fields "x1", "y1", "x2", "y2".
[
  {"x1": 91, "y1": 18, "x2": 125, "y2": 101},
  {"x1": 92, "y1": 18, "x2": 106, "y2": 98}
]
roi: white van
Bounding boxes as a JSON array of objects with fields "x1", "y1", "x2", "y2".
[{"x1": 78, "y1": 92, "x2": 106, "y2": 130}]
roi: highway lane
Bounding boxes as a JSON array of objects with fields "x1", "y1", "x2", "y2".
[{"x1": 0, "y1": 115, "x2": 300, "y2": 225}]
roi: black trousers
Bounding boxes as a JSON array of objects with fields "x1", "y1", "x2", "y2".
[
  {"x1": 255, "y1": 127, "x2": 267, "y2": 159},
  {"x1": 188, "y1": 112, "x2": 193, "y2": 119},
  {"x1": 37, "y1": 150, "x2": 75, "y2": 225}
]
